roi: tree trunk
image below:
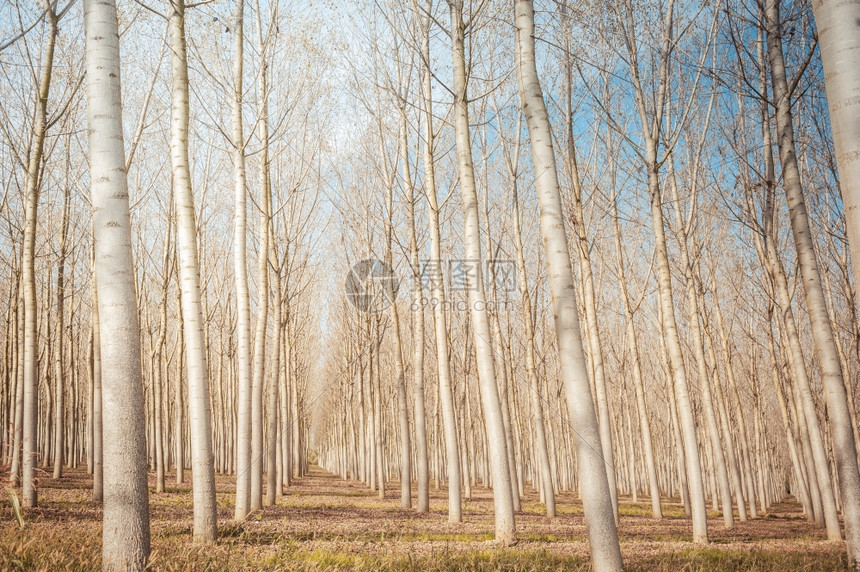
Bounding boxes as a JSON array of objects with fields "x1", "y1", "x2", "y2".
[
  {"x1": 511, "y1": 166, "x2": 555, "y2": 518},
  {"x1": 52, "y1": 175, "x2": 69, "y2": 480},
  {"x1": 402, "y1": 91, "x2": 429, "y2": 513},
  {"x1": 166, "y1": 0, "x2": 219, "y2": 543},
  {"x1": 448, "y1": 0, "x2": 516, "y2": 545},
  {"x1": 765, "y1": 0, "x2": 852, "y2": 546},
  {"x1": 21, "y1": 0, "x2": 58, "y2": 508},
  {"x1": 10, "y1": 287, "x2": 24, "y2": 485},
  {"x1": 266, "y1": 267, "x2": 281, "y2": 506},
  {"x1": 84, "y1": 0, "x2": 151, "y2": 564},
  {"x1": 384, "y1": 142, "x2": 411, "y2": 509},
  {"x1": 250, "y1": 41, "x2": 272, "y2": 514},
  {"x1": 515, "y1": 1, "x2": 622, "y2": 567},
  {"x1": 233, "y1": 0, "x2": 253, "y2": 522},
  {"x1": 91, "y1": 277, "x2": 103, "y2": 504},
  {"x1": 807, "y1": 0, "x2": 860, "y2": 564},
  {"x1": 418, "y1": 0, "x2": 462, "y2": 524}
]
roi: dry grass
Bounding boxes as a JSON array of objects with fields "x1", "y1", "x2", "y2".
[{"x1": 0, "y1": 465, "x2": 848, "y2": 570}]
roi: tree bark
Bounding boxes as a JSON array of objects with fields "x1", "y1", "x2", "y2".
[
  {"x1": 84, "y1": 0, "x2": 151, "y2": 564},
  {"x1": 233, "y1": 0, "x2": 253, "y2": 522},
  {"x1": 448, "y1": 0, "x2": 516, "y2": 545},
  {"x1": 808, "y1": 0, "x2": 860, "y2": 564},
  {"x1": 765, "y1": 0, "x2": 848, "y2": 543},
  {"x1": 515, "y1": 1, "x2": 622, "y2": 567},
  {"x1": 166, "y1": 0, "x2": 219, "y2": 543},
  {"x1": 21, "y1": 0, "x2": 58, "y2": 508}
]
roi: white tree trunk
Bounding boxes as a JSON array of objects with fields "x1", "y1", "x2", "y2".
[
  {"x1": 52, "y1": 179, "x2": 69, "y2": 480},
  {"x1": 418, "y1": 0, "x2": 462, "y2": 523},
  {"x1": 91, "y1": 274, "x2": 104, "y2": 503},
  {"x1": 250, "y1": 59, "x2": 271, "y2": 514},
  {"x1": 21, "y1": 0, "x2": 57, "y2": 508},
  {"x1": 232, "y1": 0, "x2": 253, "y2": 521},
  {"x1": 448, "y1": 0, "x2": 516, "y2": 545},
  {"x1": 167, "y1": 0, "x2": 219, "y2": 543},
  {"x1": 809, "y1": 0, "x2": 860, "y2": 565},
  {"x1": 766, "y1": 0, "x2": 860, "y2": 558},
  {"x1": 402, "y1": 93, "x2": 429, "y2": 513},
  {"x1": 512, "y1": 174, "x2": 555, "y2": 518},
  {"x1": 515, "y1": 2, "x2": 622, "y2": 567},
  {"x1": 84, "y1": 0, "x2": 151, "y2": 565}
]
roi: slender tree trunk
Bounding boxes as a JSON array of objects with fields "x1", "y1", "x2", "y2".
[
  {"x1": 765, "y1": 0, "x2": 852, "y2": 545},
  {"x1": 448, "y1": 0, "x2": 515, "y2": 545},
  {"x1": 265, "y1": 269, "x2": 281, "y2": 506},
  {"x1": 280, "y1": 304, "x2": 291, "y2": 488},
  {"x1": 384, "y1": 154, "x2": 412, "y2": 509},
  {"x1": 511, "y1": 166, "x2": 555, "y2": 518},
  {"x1": 154, "y1": 322, "x2": 166, "y2": 493},
  {"x1": 482, "y1": 185, "x2": 521, "y2": 513},
  {"x1": 52, "y1": 177, "x2": 69, "y2": 479},
  {"x1": 402, "y1": 96, "x2": 429, "y2": 513},
  {"x1": 166, "y1": 0, "x2": 219, "y2": 542},
  {"x1": 152, "y1": 219, "x2": 172, "y2": 493},
  {"x1": 174, "y1": 271, "x2": 186, "y2": 484},
  {"x1": 9, "y1": 287, "x2": 24, "y2": 485},
  {"x1": 92, "y1": 271, "x2": 104, "y2": 503},
  {"x1": 233, "y1": 0, "x2": 253, "y2": 522},
  {"x1": 21, "y1": 1, "x2": 58, "y2": 508},
  {"x1": 515, "y1": 2, "x2": 622, "y2": 567},
  {"x1": 418, "y1": 0, "x2": 461, "y2": 524},
  {"x1": 84, "y1": 0, "x2": 151, "y2": 564},
  {"x1": 249, "y1": 39, "x2": 272, "y2": 513}
]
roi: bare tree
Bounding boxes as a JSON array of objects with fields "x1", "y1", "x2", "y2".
[
  {"x1": 84, "y1": 0, "x2": 151, "y2": 565},
  {"x1": 166, "y1": 0, "x2": 219, "y2": 543},
  {"x1": 515, "y1": 1, "x2": 622, "y2": 567},
  {"x1": 765, "y1": 0, "x2": 860, "y2": 560},
  {"x1": 447, "y1": 0, "x2": 516, "y2": 545}
]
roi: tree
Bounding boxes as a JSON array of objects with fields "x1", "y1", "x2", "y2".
[
  {"x1": 20, "y1": 0, "x2": 58, "y2": 508},
  {"x1": 447, "y1": 0, "x2": 516, "y2": 546},
  {"x1": 608, "y1": 0, "x2": 713, "y2": 542},
  {"x1": 166, "y1": 0, "x2": 219, "y2": 543},
  {"x1": 414, "y1": 0, "x2": 463, "y2": 524},
  {"x1": 766, "y1": 0, "x2": 860, "y2": 561},
  {"x1": 514, "y1": 1, "x2": 622, "y2": 567},
  {"x1": 83, "y1": 0, "x2": 150, "y2": 565},
  {"x1": 233, "y1": 0, "x2": 254, "y2": 522}
]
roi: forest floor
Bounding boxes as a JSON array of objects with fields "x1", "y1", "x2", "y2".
[{"x1": 0, "y1": 464, "x2": 848, "y2": 571}]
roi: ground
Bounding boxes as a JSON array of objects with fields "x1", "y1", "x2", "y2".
[{"x1": 0, "y1": 465, "x2": 848, "y2": 570}]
